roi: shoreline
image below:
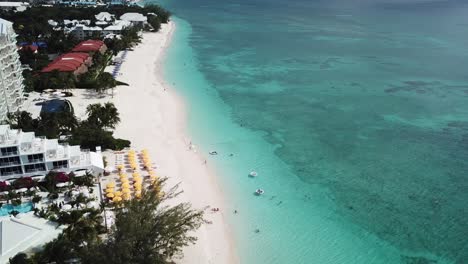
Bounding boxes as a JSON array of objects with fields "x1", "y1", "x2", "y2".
[{"x1": 67, "y1": 22, "x2": 238, "y2": 263}]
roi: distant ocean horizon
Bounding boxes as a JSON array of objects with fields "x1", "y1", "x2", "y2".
[{"x1": 147, "y1": 0, "x2": 468, "y2": 263}]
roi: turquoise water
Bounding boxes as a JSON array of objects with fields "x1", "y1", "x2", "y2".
[
  {"x1": 0, "y1": 202, "x2": 33, "y2": 216},
  {"x1": 153, "y1": 0, "x2": 468, "y2": 263}
]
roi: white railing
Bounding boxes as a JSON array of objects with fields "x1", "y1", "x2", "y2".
[
  {"x1": 27, "y1": 158, "x2": 45, "y2": 164},
  {"x1": 0, "y1": 161, "x2": 20, "y2": 166},
  {"x1": 1, "y1": 151, "x2": 19, "y2": 157},
  {"x1": 25, "y1": 168, "x2": 46, "y2": 173}
]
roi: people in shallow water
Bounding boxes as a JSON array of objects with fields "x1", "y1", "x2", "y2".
[
  {"x1": 255, "y1": 229, "x2": 260, "y2": 233},
  {"x1": 234, "y1": 210, "x2": 238, "y2": 214}
]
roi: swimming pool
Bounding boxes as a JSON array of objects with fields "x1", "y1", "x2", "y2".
[{"x1": 0, "y1": 202, "x2": 33, "y2": 216}]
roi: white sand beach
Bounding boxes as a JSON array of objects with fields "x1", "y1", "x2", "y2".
[{"x1": 65, "y1": 22, "x2": 238, "y2": 263}]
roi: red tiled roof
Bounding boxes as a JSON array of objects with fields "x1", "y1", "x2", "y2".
[
  {"x1": 41, "y1": 52, "x2": 90, "y2": 73},
  {"x1": 71, "y1": 39, "x2": 105, "y2": 52}
]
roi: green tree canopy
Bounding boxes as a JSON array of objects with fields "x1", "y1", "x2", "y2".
[{"x1": 85, "y1": 102, "x2": 121, "y2": 130}]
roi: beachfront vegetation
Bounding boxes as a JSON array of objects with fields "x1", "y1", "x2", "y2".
[
  {"x1": 0, "y1": 4, "x2": 170, "y2": 93},
  {"x1": 9, "y1": 182, "x2": 204, "y2": 264},
  {"x1": 7, "y1": 102, "x2": 129, "y2": 150}
]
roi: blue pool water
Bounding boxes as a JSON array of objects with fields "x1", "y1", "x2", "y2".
[
  {"x1": 0, "y1": 202, "x2": 34, "y2": 216},
  {"x1": 148, "y1": 0, "x2": 468, "y2": 263}
]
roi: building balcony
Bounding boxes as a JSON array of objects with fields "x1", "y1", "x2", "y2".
[
  {"x1": 0, "y1": 161, "x2": 21, "y2": 167},
  {"x1": 3, "y1": 67, "x2": 21, "y2": 79},
  {"x1": 24, "y1": 168, "x2": 46, "y2": 173},
  {"x1": 1, "y1": 171, "x2": 22, "y2": 177},
  {"x1": 25, "y1": 158, "x2": 45, "y2": 164},
  {"x1": 53, "y1": 165, "x2": 68, "y2": 170},
  {"x1": 1, "y1": 151, "x2": 19, "y2": 157}
]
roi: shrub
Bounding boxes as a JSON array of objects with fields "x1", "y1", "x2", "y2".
[
  {"x1": 113, "y1": 138, "x2": 131, "y2": 150},
  {"x1": 10, "y1": 210, "x2": 20, "y2": 217},
  {"x1": 11, "y1": 199, "x2": 21, "y2": 206},
  {"x1": 32, "y1": 195, "x2": 42, "y2": 204},
  {"x1": 48, "y1": 192, "x2": 59, "y2": 200}
]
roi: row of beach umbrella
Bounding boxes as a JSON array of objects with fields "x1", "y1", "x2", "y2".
[{"x1": 106, "y1": 149, "x2": 161, "y2": 203}]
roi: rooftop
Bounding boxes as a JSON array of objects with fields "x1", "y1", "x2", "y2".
[
  {"x1": 120, "y1": 13, "x2": 147, "y2": 22},
  {"x1": 0, "y1": 2, "x2": 29, "y2": 7},
  {"x1": 41, "y1": 52, "x2": 90, "y2": 73},
  {"x1": 0, "y1": 218, "x2": 41, "y2": 257},
  {"x1": 104, "y1": 20, "x2": 131, "y2": 31},
  {"x1": 71, "y1": 39, "x2": 105, "y2": 52},
  {"x1": 95, "y1": 12, "x2": 114, "y2": 22}
]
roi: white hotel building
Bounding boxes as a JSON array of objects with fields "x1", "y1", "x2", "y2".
[
  {"x1": 0, "y1": 125, "x2": 104, "y2": 180},
  {"x1": 0, "y1": 18, "x2": 24, "y2": 121}
]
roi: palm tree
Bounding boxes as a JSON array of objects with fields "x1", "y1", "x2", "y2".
[{"x1": 85, "y1": 103, "x2": 121, "y2": 130}]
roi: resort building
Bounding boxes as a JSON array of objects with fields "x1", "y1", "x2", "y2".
[
  {"x1": 0, "y1": 124, "x2": 104, "y2": 180},
  {"x1": 0, "y1": 18, "x2": 24, "y2": 122},
  {"x1": 120, "y1": 13, "x2": 147, "y2": 27},
  {"x1": 102, "y1": 20, "x2": 131, "y2": 35},
  {"x1": 95, "y1": 12, "x2": 114, "y2": 22},
  {"x1": 41, "y1": 52, "x2": 92, "y2": 76},
  {"x1": 59, "y1": 0, "x2": 97, "y2": 6},
  {"x1": 69, "y1": 24, "x2": 103, "y2": 40},
  {"x1": 71, "y1": 39, "x2": 107, "y2": 54},
  {"x1": 0, "y1": 2, "x2": 29, "y2": 12}
]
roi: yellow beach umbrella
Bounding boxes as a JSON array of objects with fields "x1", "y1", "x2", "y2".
[
  {"x1": 117, "y1": 164, "x2": 124, "y2": 171},
  {"x1": 106, "y1": 192, "x2": 115, "y2": 198},
  {"x1": 132, "y1": 172, "x2": 140, "y2": 177},
  {"x1": 113, "y1": 196, "x2": 122, "y2": 202},
  {"x1": 133, "y1": 180, "x2": 142, "y2": 185},
  {"x1": 114, "y1": 191, "x2": 122, "y2": 197},
  {"x1": 121, "y1": 182, "x2": 130, "y2": 188},
  {"x1": 135, "y1": 192, "x2": 142, "y2": 199},
  {"x1": 106, "y1": 188, "x2": 114, "y2": 193},
  {"x1": 122, "y1": 187, "x2": 131, "y2": 193},
  {"x1": 123, "y1": 193, "x2": 131, "y2": 200},
  {"x1": 106, "y1": 182, "x2": 115, "y2": 188},
  {"x1": 134, "y1": 183, "x2": 142, "y2": 189},
  {"x1": 120, "y1": 180, "x2": 129, "y2": 185}
]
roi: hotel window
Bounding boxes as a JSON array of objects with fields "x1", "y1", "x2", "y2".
[
  {"x1": 27, "y1": 154, "x2": 44, "y2": 163},
  {"x1": 24, "y1": 163, "x2": 46, "y2": 173},
  {"x1": 0, "y1": 156, "x2": 20, "y2": 166},
  {"x1": 53, "y1": 160, "x2": 68, "y2": 169},
  {"x1": 0, "y1": 166, "x2": 23, "y2": 176},
  {"x1": 1, "y1": 147, "x2": 18, "y2": 156}
]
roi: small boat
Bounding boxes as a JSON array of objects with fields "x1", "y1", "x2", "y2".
[
  {"x1": 255, "y1": 189, "x2": 264, "y2": 195},
  {"x1": 249, "y1": 171, "x2": 258, "y2": 177},
  {"x1": 209, "y1": 150, "x2": 218, "y2": 155}
]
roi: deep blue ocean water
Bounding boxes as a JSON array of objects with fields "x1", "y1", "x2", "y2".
[{"x1": 146, "y1": 0, "x2": 468, "y2": 263}]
